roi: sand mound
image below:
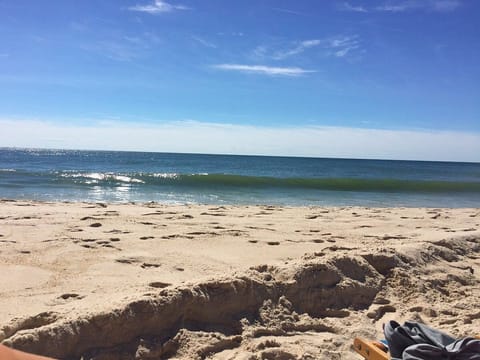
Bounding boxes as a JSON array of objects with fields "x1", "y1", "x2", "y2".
[{"x1": 2, "y1": 235, "x2": 479, "y2": 360}]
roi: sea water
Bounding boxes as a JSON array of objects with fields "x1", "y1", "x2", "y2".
[{"x1": 1, "y1": 148, "x2": 479, "y2": 207}]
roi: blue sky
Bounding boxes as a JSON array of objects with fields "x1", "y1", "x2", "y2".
[{"x1": 0, "y1": 0, "x2": 479, "y2": 160}]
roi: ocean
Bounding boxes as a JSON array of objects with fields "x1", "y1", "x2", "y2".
[{"x1": 0, "y1": 148, "x2": 479, "y2": 207}]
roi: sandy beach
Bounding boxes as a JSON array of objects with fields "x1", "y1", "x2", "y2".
[{"x1": 0, "y1": 199, "x2": 479, "y2": 359}]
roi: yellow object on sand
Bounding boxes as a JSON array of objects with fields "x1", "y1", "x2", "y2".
[{"x1": 353, "y1": 338, "x2": 389, "y2": 360}]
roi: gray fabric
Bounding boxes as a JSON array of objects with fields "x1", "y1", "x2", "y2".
[
  {"x1": 384, "y1": 320, "x2": 480, "y2": 360},
  {"x1": 403, "y1": 338, "x2": 480, "y2": 360}
]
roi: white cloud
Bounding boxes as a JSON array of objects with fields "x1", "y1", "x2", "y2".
[
  {"x1": 341, "y1": 2, "x2": 368, "y2": 12},
  {"x1": 192, "y1": 36, "x2": 217, "y2": 49},
  {"x1": 128, "y1": 0, "x2": 189, "y2": 14},
  {"x1": 376, "y1": 3, "x2": 415, "y2": 12},
  {"x1": 431, "y1": 0, "x2": 462, "y2": 12},
  {"x1": 375, "y1": 0, "x2": 461, "y2": 12},
  {"x1": 339, "y1": 0, "x2": 461, "y2": 13},
  {"x1": 255, "y1": 36, "x2": 361, "y2": 61},
  {"x1": 272, "y1": 7, "x2": 308, "y2": 16},
  {"x1": 252, "y1": 45, "x2": 268, "y2": 58},
  {"x1": 273, "y1": 39, "x2": 322, "y2": 60},
  {"x1": 327, "y1": 35, "x2": 361, "y2": 57},
  {"x1": 1, "y1": 119, "x2": 479, "y2": 162},
  {"x1": 212, "y1": 64, "x2": 315, "y2": 76}
]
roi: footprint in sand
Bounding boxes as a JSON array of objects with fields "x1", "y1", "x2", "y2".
[
  {"x1": 139, "y1": 236, "x2": 154, "y2": 240},
  {"x1": 116, "y1": 257, "x2": 140, "y2": 264},
  {"x1": 105, "y1": 229, "x2": 131, "y2": 234},
  {"x1": 178, "y1": 214, "x2": 194, "y2": 219},
  {"x1": 83, "y1": 203, "x2": 107, "y2": 208},
  {"x1": 90, "y1": 222, "x2": 102, "y2": 228},
  {"x1": 141, "y1": 263, "x2": 161, "y2": 269},
  {"x1": 222, "y1": 229, "x2": 247, "y2": 236},
  {"x1": 95, "y1": 240, "x2": 119, "y2": 249},
  {"x1": 149, "y1": 281, "x2": 171, "y2": 288},
  {"x1": 186, "y1": 231, "x2": 219, "y2": 236},
  {"x1": 209, "y1": 206, "x2": 227, "y2": 211},
  {"x1": 115, "y1": 257, "x2": 160, "y2": 268},
  {"x1": 58, "y1": 293, "x2": 84, "y2": 301},
  {"x1": 0, "y1": 239, "x2": 17, "y2": 243},
  {"x1": 81, "y1": 244, "x2": 96, "y2": 249},
  {"x1": 381, "y1": 235, "x2": 407, "y2": 240},
  {"x1": 80, "y1": 216, "x2": 104, "y2": 221},
  {"x1": 142, "y1": 211, "x2": 177, "y2": 216},
  {"x1": 267, "y1": 241, "x2": 280, "y2": 246},
  {"x1": 367, "y1": 305, "x2": 397, "y2": 321},
  {"x1": 161, "y1": 234, "x2": 194, "y2": 240},
  {"x1": 200, "y1": 212, "x2": 226, "y2": 217},
  {"x1": 255, "y1": 211, "x2": 273, "y2": 216}
]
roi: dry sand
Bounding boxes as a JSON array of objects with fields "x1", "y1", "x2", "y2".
[{"x1": 0, "y1": 199, "x2": 479, "y2": 359}]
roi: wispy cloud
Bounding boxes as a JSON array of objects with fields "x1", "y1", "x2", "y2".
[
  {"x1": 272, "y1": 7, "x2": 309, "y2": 16},
  {"x1": 212, "y1": 64, "x2": 315, "y2": 77},
  {"x1": 376, "y1": 1, "x2": 424, "y2": 12},
  {"x1": 431, "y1": 0, "x2": 462, "y2": 11},
  {"x1": 254, "y1": 35, "x2": 362, "y2": 61},
  {"x1": 81, "y1": 32, "x2": 161, "y2": 62},
  {"x1": 327, "y1": 35, "x2": 361, "y2": 57},
  {"x1": 342, "y1": 0, "x2": 461, "y2": 13},
  {"x1": 273, "y1": 39, "x2": 322, "y2": 60},
  {"x1": 0, "y1": 53, "x2": 9, "y2": 58},
  {"x1": 340, "y1": 2, "x2": 368, "y2": 12},
  {"x1": 376, "y1": 0, "x2": 462, "y2": 13},
  {"x1": 128, "y1": 0, "x2": 190, "y2": 14},
  {"x1": 192, "y1": 36, "x2": 217, "y2": 49},
  {"x1": 217, "y1": 32, "x2": 244, "y2": 37}
]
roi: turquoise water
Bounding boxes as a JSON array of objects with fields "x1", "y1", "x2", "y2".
[{"x1": 1, "y1": 148, "x2": 479, "y2": 207}]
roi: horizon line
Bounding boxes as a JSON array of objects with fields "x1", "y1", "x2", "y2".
[{"x1": 2, "y1": 146, "x2": 479, "y2": 165}]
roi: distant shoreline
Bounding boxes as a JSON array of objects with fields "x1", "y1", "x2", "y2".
[
  {"x1": 1, "y1": 198, "x2": 480, "y2": 210},
  {"x1": 2, "y1": 146, "x2": 480, "y2": 164}
]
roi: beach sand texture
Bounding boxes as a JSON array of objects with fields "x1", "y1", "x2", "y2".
[{"x1": 0, "y1": 200, "x2": 479, "y2": 359}]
